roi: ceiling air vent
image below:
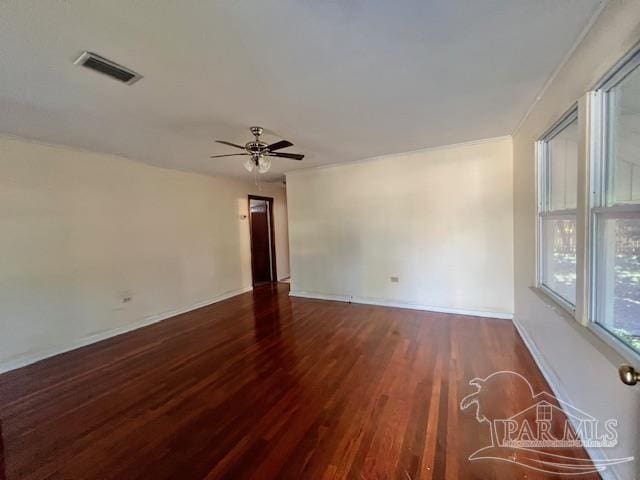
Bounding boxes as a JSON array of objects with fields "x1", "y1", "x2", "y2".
[{"x1": 74, "y1": 52, "x2": 142, "y2": 85}]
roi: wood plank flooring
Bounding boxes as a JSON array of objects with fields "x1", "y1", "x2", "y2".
[{"x1": 0, "y1": 283, "x2": 598, "y2": 479}]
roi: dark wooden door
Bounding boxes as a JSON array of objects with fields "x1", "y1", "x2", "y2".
[{"x1": 249, "y1": 197, "x2": 276, "y2": 284}]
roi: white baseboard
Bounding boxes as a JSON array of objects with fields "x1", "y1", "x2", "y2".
[
  {"x1": 513, "y1": 318, "x2": 621, "y2": 480},
  {"x1": 0, "y1": 285, "x2": 253, "y2": 374},
  {"x1": 289, "y1": 290, "x2": 513, "y2": 320}
]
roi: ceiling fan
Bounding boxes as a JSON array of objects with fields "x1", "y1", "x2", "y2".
[{"x1": 210, "y1": 126, "x2": 304, "y2": 174}]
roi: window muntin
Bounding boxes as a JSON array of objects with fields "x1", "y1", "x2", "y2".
[
  {"x1": 592, "y1": 53, "x2": 640, "y2": 356},
  {"x1": 537, "y1": 404, "x2": 553, "y2": 422},
  {"x1": 538, "y1": 110, "x2": 579, "y2": 307}
]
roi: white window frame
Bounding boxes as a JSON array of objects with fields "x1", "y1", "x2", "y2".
[
  {"x1": 588, "y1": 49, "x2": 640, "y2": 363},
  {"x1": 536, "y1": 106, "x2": 579, "y2": 314}
]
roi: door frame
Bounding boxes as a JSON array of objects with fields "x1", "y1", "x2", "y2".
[{"x1": 248, "y1": 195, "x2": 277, "y2": 285}]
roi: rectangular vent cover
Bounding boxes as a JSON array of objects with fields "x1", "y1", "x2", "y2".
[{"x1": 74, "y1": 52, "x2": 142, "y2": 85}]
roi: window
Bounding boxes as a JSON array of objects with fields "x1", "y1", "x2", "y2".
[
  {"x1": 537, "y1": 404, "x2": 553, "y2": 422},
  {"x1": 537, "y1": 108, "x2": 579, "y2": 308},
  {"x1": 591, "y1": 53, "x2": 640, "y2": 356}
]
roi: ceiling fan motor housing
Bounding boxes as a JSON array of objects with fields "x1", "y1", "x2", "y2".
[
  {"x1": 247, "y1": 126, "x2": 268, "y2": 157},
  {"x1": 245, "y1": 141, "x2": 269, "y2": 155}
]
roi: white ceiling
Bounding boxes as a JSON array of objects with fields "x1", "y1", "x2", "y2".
[{"x1": 0, "y1": 0, "x2": 602, "y2": 180}]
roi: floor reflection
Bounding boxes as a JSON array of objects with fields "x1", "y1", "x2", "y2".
[
  {"x1": 252, "y1": 283, "x2": 282, "y2": 341},
  {"x1": 251, "y1": 283, "x2": 301, "y2": 378}
]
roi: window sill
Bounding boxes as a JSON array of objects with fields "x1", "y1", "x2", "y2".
[
  {"x1": 536, "y1": 284, "x2": 576, "y2": 318},
  {"x1": 587, "y1": 322, "x2": 640, "y2": 368},
  {"x1": 528, "y1": 286, "x2": 634, "y2": 369}
]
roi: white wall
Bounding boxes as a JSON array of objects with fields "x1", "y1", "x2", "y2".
[
  {"x1": 513, "y1": 2, "x2": 640, "y2": 478},
  {"x1": 0, "y1": 134, "x2": 289, "y2": 372},
  {"x1": 286, "y1": 137, "x2": 514, "y2": 317}
]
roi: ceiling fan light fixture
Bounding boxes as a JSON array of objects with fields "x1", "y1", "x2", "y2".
[
  {"x1": 257, "y1": 156, "x2": 271, "y2": 174},
  {"x1": 243, "y1": 158, "x2": 255, "y2": 172}
]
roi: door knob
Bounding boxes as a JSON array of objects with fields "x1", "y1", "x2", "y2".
[{"x1": 619, "y1": 365, "x2": 640, "y2": 386}]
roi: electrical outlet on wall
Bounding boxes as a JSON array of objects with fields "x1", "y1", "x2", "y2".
[
  {"x1": 120, "y1": 291, "x2": 133, "y2": 304},
  {"x1": 112, "y1": 291, "x2": 133, "y2": 311},
  {"x1": 390, "y1": 276, "x2": 400, "y2": 283}
]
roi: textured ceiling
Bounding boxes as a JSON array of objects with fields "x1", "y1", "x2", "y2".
[{"x1": 0, "y1": 0, "x2": 602, "y2": 180}]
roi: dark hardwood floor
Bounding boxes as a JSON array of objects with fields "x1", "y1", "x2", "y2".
[{"x1": 0, "y1": 284, "x2": 597, "y2": 479}]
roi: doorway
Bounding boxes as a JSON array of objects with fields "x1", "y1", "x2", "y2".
[{"x1": 248, "y1": 195, "x2": 277, "y2": 285}]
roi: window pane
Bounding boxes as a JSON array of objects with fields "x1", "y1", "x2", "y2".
[
  {"x1": 541, "y1": 215, "x2": 577, "y2": 305},
  {"x1": 595, "y1": 215, "x2": 640, "y2": 354},
  {"x1": 548, "y1": 119, "x2": 578, "y2": 211},
  {"x1": 609, "y1": 65, "x2": 640, "y2": 204}
]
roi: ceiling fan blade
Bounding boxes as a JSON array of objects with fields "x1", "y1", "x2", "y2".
[
  {"x1": 269, "y1": 152, "x2": 304, "y2": 160},
  {"x1": 215, "y1": 140, "x2": 246, "y2": 150},
  {"x1": 266, "y1": 140, "x2": 293, "y2": 151},
  {"x1": 209, "y1": 153, "x2": 249, "y2": 158}
]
